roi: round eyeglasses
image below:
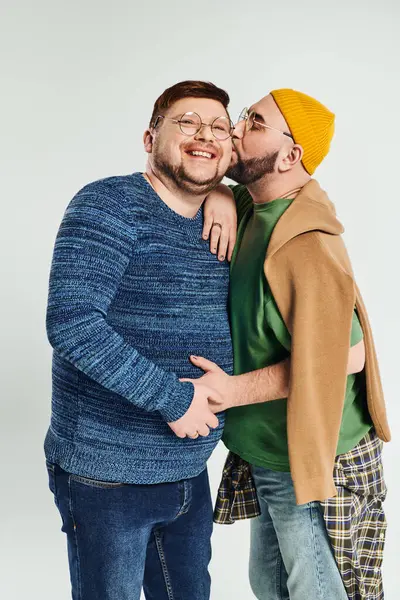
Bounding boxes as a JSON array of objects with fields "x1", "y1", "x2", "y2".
[
  {"x1": 238, "y1": 108, "x2": 294, "y2": 139},
  {"x1": 153, "y1": 112, "x2": 233, "y2": 141}
]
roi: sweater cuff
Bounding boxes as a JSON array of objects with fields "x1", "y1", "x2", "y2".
[{"x1": 158, "y1": 381, "x2": 195, "y2": 423}]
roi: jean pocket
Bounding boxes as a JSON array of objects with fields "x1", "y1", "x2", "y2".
[
  {"x1": 69, "y1": 474, "x2": 125, "y2": 489},
  {"x1": 46, "y1": 461, "x2": 57, "y2": 495}
]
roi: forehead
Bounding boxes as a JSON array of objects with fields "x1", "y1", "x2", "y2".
[
  {"x1": 250, "y1": 95, "x2": 279, "y2": 120},
  {"x1": 249, "y1": 94, "x2": 287, "y2": 129},
  {"x1": 166, "y1": 96, "x2": 229, "y2": 120}
]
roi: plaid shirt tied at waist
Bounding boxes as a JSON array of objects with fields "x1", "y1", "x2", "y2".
[{"x1": 214, "y1": 429, "x2": 387, "y2": 600}]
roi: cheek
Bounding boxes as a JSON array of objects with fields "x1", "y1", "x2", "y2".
[
  {"x1": 156, "y1": 134, "x2": 183, "y2": 163},
  {"x1": 171, "y1": 144, "x2": 183, "y2": 163},
  {"x1": 242, "y1": 136, "x2": 272, "y2": 159},
  {"x1": 219, "y1": 144, "x2": 233, "y2": 169},
  {"x1": 242, "y1": 137, "x2": 257, "y2": 155}
]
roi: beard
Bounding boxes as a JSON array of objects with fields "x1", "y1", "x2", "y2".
[
  {"x1": 226, "y1": 150, "x2": 279, "y2": 185},
  {"x1": 153, "y1": 145, "x2": 224, "y2": 196}
]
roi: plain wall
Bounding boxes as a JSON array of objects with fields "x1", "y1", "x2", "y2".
[{"x1": 1, "y1": 0, "x2": 399, "y2": 597}]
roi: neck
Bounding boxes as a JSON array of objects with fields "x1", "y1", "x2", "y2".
[
  {"x1": 144, "y1": 163, "x2": 206, "y2": 218},
  {"x1": 247, "y1": 172, "x2": 311, "y2": 204}
]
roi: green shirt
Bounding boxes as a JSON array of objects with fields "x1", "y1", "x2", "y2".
[{"x1": 223, "y1": 186, "x2": 372, "y2": 471}]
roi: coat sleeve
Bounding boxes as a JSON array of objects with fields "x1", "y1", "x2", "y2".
[{"x1": 266, "y1": 231, "x2": 356, "y2": 504}]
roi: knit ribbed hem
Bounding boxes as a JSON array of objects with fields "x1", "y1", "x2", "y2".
[{"x1": 44, "y1": 428, "x2": 220, "y2": 484}]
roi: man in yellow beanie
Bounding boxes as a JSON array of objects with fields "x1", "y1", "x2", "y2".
[{"x1": 188, "y1": 89, "x2": 390, "y2": 600}]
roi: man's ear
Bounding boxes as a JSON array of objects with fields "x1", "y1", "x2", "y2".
[
  {"x1": 279, "y1": 144, "x2": 304, "y2": 173},
  {"x1": 143, "y1": 129, "x2": 153, "y2": 154}
]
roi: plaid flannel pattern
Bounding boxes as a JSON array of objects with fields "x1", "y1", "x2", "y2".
[
  {"x1": 320, "y1": 429, "x2": 387, "y2": 600},
  {"x1": 213, "y1": 452, "x2": 261, "y2": 524},
  {"x1": 214, "y1": 430, "x2": 386, "y2": 600}
]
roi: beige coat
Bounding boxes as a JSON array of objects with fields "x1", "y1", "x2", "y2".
[{"x1": 264, "y1": 180, "x2": 391, "y2": 504}]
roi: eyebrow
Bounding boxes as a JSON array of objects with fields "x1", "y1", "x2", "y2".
[
  {"x1": 171, "y1": 112, "x2": 230, "y2": 120},
  {"x1": 251, "y1": 109, "x2": 293, "y2": 138},
  {"x1": 252, "y1": 112, "x2": 266, "y2": 123}
]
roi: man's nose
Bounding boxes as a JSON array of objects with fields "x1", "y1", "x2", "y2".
[
  {"x1": 232, "y1": 120, "x2": 245, "y2": 140},
  {"x1": 194, "y1": 123, "x2": 214, "y2": 142}
]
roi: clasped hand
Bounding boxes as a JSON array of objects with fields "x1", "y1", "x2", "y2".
[{"x1": 168, "y1": 356, "x2": 236, "y2": 439}]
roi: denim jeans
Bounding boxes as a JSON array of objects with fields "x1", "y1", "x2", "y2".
[
  {"x1": 46, "y1": 462, "x2": 213, "y2": 600},
  {"x1": 249, "y1": 465, "x2": 348, "y2": 600}
]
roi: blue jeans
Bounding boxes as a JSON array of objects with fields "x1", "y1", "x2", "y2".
[
  {"x1": 46, "y1": 462, "x2": 213, "y2": 600},
  {"x1": 249, "y1": 465, "x2": 348, "y2": 600}
]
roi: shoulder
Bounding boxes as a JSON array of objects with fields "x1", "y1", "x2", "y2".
[
  {"x1": 61, "y1": 175, "x2": 145, "y2": 240},
  {"x1": 65, "y1": 173, "x2": 148, "y2": 222},
  {"x1": 272, "y1": 231, "x2": 354, "y2": 284},
  {"x1": 75, "y1": 173, "x2": 145, "y2": 205},
  {"x1": 266, "y1": 231, "x2": 356, "y2": 328},
  {"x1": 230, "y1": 184, "x2": 252, "y2": 205},
  {"x1": 229, "y1": 184, "x2": 253, "y2": 223}
]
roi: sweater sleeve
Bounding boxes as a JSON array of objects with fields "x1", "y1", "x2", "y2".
[{"x1": 46, "y1": 182, "x2": 194, "y2": 423}]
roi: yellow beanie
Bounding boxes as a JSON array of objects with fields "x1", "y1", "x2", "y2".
[{"x1": 270, "y1": 89, "x2": 335, "y2": 175}]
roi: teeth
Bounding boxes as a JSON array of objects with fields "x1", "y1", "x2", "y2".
[{"x1": 189, "y1": 151, "x2": 213, "y2": 158}]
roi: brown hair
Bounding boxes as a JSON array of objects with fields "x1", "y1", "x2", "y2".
[{"x1": 149, "y1": 80, "x2": 230, "y2": 127}]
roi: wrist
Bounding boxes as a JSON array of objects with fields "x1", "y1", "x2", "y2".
[
  {"x1": 230, "y1": 375, "x2": 245, "y2": 407},
  {"x1": 160, "y1": 380, "x2": 194, "y2": 422}
]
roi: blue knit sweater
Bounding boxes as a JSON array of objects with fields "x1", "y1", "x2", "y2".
[{"x1": 44, "y1": 173, "x2": 233, "y2": 484}]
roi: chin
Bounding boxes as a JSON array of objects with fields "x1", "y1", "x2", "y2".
[{"x1": 184, "y1": 167, "x2": 219, "y2": 185}]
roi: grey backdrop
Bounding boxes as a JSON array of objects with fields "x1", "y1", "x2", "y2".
[{"x1": 1, "y1": 0, "x2": 399, "y2": 598}]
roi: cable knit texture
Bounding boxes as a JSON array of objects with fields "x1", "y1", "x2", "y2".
[{"x1": 45, "y1": 172, "x2": 233, "y2": 484}]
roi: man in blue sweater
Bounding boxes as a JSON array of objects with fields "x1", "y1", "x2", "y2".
[{"x1": 45, "y1": 80, "x2": 235, "y2": 600}]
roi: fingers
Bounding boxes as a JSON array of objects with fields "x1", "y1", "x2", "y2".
[
  {"x1": 168, "y1": 415, "x2": 218, "y2": 439},
  {"x1": 186, "y1": 412, "x2": 218, "y2": 438},
  {"x1": 209, "y1": 223, "x2": 222, "y2": 255},
  {"x1": 206, "y1": 412, "x2": 219, "y2": 429},
  {"x1": 168, "y1": 423, "x2": 187, "y2": 438},
  {"x1": 205, "y1": 221, "x2": 234, "y2": 262},
  {"x1": 190, "y1": 355, "x2": 218, "y2": 372},
  {"x1": 202, "y1": 214, "x2": 214, "y2": 241},
  {"x1": 196, "y1": 424, "x2": 211, "y2": 437},
  {"x1": 217, "y1": 229, "x2": 230, "y2": 262}
]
